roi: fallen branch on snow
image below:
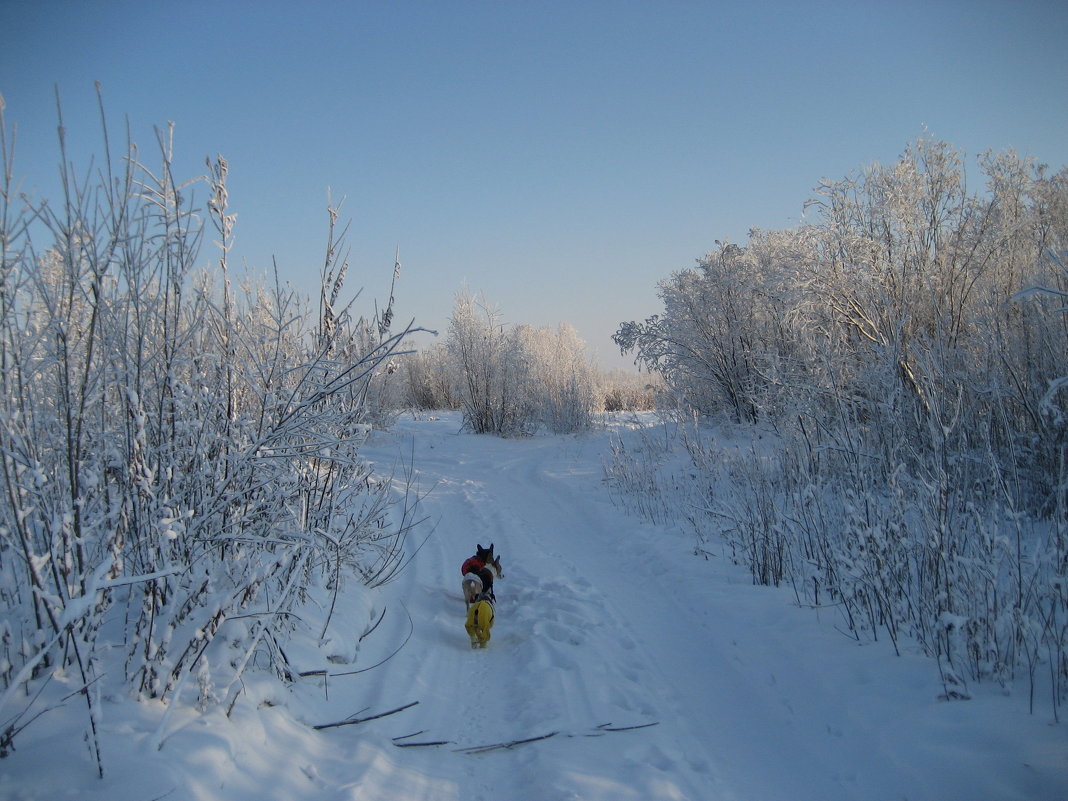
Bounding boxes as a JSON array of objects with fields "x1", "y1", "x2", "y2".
[
  {"x1": 313, "y1": 700, "x2": 418, "y2": 730},
  {"x1": 391, "y1": 729, "x2": 452, "y2": 748},
  {"x1": 454, "y1": 731, "x2": 560, "y2": 754},
  {"x1": 387, "y1": 720, "x2": 661, "y2": 752},
  {"x1": 393, "y1": 739, "x2": 453, "y2": 748},
  {"x1": 595, "y1": 721, "x2": 660, "y2": 732},
  {"x1": 329, "y1": 602, "x2": 414, "y2": 677}
]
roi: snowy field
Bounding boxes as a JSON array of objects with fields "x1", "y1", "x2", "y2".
[{"x1": 2, "y1": 412, "x2": 1066, "y2": 800}]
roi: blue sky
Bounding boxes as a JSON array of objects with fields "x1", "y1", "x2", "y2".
[{"x1": 3, "y1": 1, "x2": 1067, "y2": 368}]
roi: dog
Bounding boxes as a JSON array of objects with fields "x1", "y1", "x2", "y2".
[
  {"x1": 460, "y1": 544, "x2": 503, "y2": 648},
  {"x1": 465, "y1": 594, "x2": 495, "y2": 649},
  {"x1": 461, "y1": 543, "x2": 503, "y2": 608}
]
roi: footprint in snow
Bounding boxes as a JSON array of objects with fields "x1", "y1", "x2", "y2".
[{"x1": 535, "y1": 619, "x2": 583, "y2": 647}]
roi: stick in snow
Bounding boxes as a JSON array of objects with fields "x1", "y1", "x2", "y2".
[
  {"x1": 391, "y1": 729, "x2": 452, "y2": 747},
  {"x1": 598, "y1": 721, "x2": 660, "y2": 732},
  {"x1": 455, "y1": 731, "x2": 560, "y2": 754},
  {"x1": 359, "y1": 607, "x2": 387, "y2": 642},
  {"x1": 330, "y1": 602, "x2": 414, "y2": 677},
  {"x1": 313, "y1": 700, "x2": 418, "y2": 730},
  {"x1": 393, "y1": 739, "x2": 452, "y2": 748}
]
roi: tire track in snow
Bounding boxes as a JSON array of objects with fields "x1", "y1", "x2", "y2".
[{"x1": 492, "y1": 438, "x2": 723, "y2": 794}]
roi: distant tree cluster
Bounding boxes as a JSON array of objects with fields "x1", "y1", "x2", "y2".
[
  {"x1": 401, "y1": 292, "x2": 657, "y2": 433},
  {"x1": 614, "y1": 138, "x2": 1068, "y2": 713},
  {"x1": 445, "y1": 291, "x2": 599, "y2": 435}
]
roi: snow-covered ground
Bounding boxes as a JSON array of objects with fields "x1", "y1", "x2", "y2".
[{"x1": 3, "y1": 412, "x2": 1066, "y2": 800}]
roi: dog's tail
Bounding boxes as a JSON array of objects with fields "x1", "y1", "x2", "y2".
[{"x1": 462, "y1": 574, "x2": 483, "y2": 606}]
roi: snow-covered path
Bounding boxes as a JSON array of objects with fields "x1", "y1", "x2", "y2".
[
  {"x1": 5, "y1": 413, "x2": 1066, "y2": 800},
  {"x1": 335, "y1": 413, "x2": 1066, "y2": 801},
  {"x1": 339, "y1": 415, "x2": 725, "y2": 800}
]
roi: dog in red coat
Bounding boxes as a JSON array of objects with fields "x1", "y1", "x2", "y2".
[{"x1": 461, "y1": 543, "x2": 503, "y2": 608}]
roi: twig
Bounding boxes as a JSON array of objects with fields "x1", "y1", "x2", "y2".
[
  {"x1": 393, "y1": 739, "x2": 452, "y2": 748},
  {"x1": 455, "y1": 730, "x2": 559, "y2": 754},
  {"x1": 599, "y1": 721, "x2": 660, "y2": 732},
  {"x1": 389, "y1": 720, "x2": 660, "y2": 755},
  {"x1": 359, "y1": 607, "x2": 387, "y2": 642},
  {"x1": 392, "y1": 728, "x2": 452, "y2": 748},
  {"x1": 313, "y1": 700, "x2": 418, "y2": 731},
  {"x1": 330, "y1": 602, "x2": 413, "y2": 676},
  {"x1": 60, "y1": 673, "x2": 106, "y2": 702}
]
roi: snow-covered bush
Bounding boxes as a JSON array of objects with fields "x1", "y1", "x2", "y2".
[
  {"x1": 402, "y1": 342, "x2": 457, "y2": 410},
  {"x1": 611, "y1": 137, "x2": 1068, "y2": 715},
  {"x1": 409, "y1": 330, "x2": 656, "y2": 419},
  {"x1": 614, "y1": 229, "x2": 811, "y2": 423},
  {"x1": 0, "y1": 96, "x2": 420, "y2": 769},
  {"x1": 446, "y1": 291, "x2": 536, "y2": 435},
  {"x1": 444, "y1": 291, "x2": 599, "y2": 435},
  {"x1": 517, "y1": 322, "x2": 598, "y2": 433}
]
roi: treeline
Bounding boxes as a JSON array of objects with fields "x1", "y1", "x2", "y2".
[
  {"x1": 0, "y1": 100, "x2": 418, "y2": 771},
  {"x1": 401, "y1": 292, "x2": 658, "y2": 435},
  {"x1": 612, "y1": 138, "x2": 1068, "y2": 714}
]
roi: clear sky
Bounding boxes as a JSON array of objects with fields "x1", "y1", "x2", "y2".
[{"x1": 3, "y1": 0, "x2": 1066, "y2": 368}]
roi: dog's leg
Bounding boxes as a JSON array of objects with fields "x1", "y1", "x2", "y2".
[
  {"x1": 481, "y1": 603, "x2": 494, "y2": 647},
  {"x1": 464, "y1": 604, "x2": 481, "y2": 648},
  {"x1": 464, "y1": 600, "x2": 495, "y2": 649}
]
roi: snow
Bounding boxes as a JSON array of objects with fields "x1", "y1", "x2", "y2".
[{"x1": 2, "y1": 412, "x2": 1066, "y2": 800}]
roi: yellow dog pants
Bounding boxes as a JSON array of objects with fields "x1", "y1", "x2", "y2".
[{"x1": 465, "y1": 599, "x2": 494, "y2": 648}]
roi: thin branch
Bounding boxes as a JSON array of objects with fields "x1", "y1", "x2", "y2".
[
  {"x1": 330, "y1": 602, "x2": 413, "y2": 677},
  {"x1": 313, "y1": 700, "x2": 418, "y2": 731},
  {"x1": 358, "y1": 607, "x2": 387, "y2": 642},
  {"x1": 455, "y1": 731, "x2": 559, "y2": 754}
]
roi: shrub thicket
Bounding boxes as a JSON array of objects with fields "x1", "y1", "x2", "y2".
[
  {"x1": 613, "y1": 138, "x2": 1068, "y2": 715},
  {"x1": 0, "y1": 94, "x2": 420, "y2": 769}
]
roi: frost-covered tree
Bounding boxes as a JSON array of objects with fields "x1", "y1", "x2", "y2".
[
  {"x1": 444, "y1": 291, "x2": 599, "y2": 435},
  {"x1": 599, "y1": 369, "x2": 660, "y2": 412},
  {"x1": 402, "y1": 342, "x2": 457, "y2": 410},
  {"x1": 446, "y1": 291, "x2": 534, "y2": 435},
  {"x1": 0, "y1": 94, "x2": 421, "y2": 769},
  {"x1": 517, "y1": 322, "x2": 598, "y2": 433},
  {"x1": 612, "y1": 136, "x2": 1068, "y2": 713},
  {"x1": 615, "y1": 229, "x2": 810, "y2": 422}
]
